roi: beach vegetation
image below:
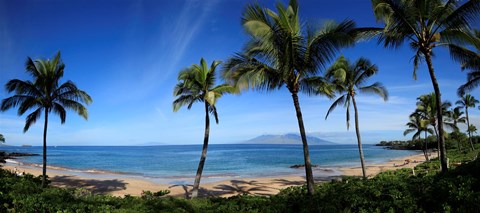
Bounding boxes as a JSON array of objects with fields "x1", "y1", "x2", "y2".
[
  {"x1": 324, "y1": 56, "x2": 388, "y2": 178},
  {"x1": 0, "y1": 52, "x2": 92, "y2": 187},
  {"x1": 1, "y1": 144, "x2": 479, "y2": 212},
  {"x1": 372, "y1": 0, "x2": 480, "y2": 173},
  {"x1": 173, "y1": 58, "x2": 236, "y2": 198},
  {"x1": 222, "y1": 0, "x2": 360, "y2": 195}
]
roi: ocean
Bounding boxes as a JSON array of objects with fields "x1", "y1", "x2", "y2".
[{"x1": 1, "y1": 144, "x2": 419, "y2": 184}]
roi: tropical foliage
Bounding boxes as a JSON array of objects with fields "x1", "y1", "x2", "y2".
[
  {"x1": 372, "y1": 0, "x2": 480, "y2": 172},
  {"x1": 222, "y1": 0, "x2": 359, "y2": 195},
  {"x1": 453, "y1": 30, "x2": 480, "y2": 96},
  {"x1": 325, "y1": 56, "x2": 388, "y2": 178},
  {"x1": 404, "y1": 114, "x2": 433, "y2": 161},
  {"x1": 456, "y1": 94, "x2": 479, "y2": 150},
  {"x1": 0, "y1": 52, "x2": 92, "y2": 187},
  {"x1": 173, "y1": 58, "x2": 235, "y2": 198}
]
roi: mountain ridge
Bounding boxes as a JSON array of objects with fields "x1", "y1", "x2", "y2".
[{"x1": 241, "y1": 133, "x2": 336, "y2": 145}]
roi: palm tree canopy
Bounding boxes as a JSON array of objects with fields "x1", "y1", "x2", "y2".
[
  {"x1": 451, "y1": 30, "x2": 480, "y2": 96},
  {"x1": 324, "y1": 56, "x2": 389, "y2": 129},
  {"x1": 456, "y1": 94, "x2": 479, "y2": 108},
  {"x1": 173, "y1": 58, "x2": 236, "y2": 124},
  {"x1": 223, "y1": 0, "x2": 359, "y2": 95},
  {"x1": 372, "y1": 0, "x2": 480, "y2": 79},
  {"x1": 0, "y1": 134, "x2": 4, "y2": 143},
  {"x1": 1, "y1": 52, "x2": 92, "y2": 132},
  {"x1": 404, "y1": 114, "x2": 434, "y2": 140},
  {"x1": 415, "y1": 92, "x2": 452, "y2": 124}
]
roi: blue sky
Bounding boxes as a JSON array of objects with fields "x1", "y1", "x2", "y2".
[{"x1": 0, "y1": 0, "x2": 479, "y2": 146}]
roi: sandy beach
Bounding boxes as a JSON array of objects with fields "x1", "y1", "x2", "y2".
[{"x1": 2, "y1": 151, "x2": 433, "y2": 198}]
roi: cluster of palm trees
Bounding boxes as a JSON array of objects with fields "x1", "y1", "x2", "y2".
[
  {"x1": 173, "y1": 0, "x2": 480, "y2": 197},
  {"x1": 404, "y1": 93, "x2": 479, "y2": 162}
]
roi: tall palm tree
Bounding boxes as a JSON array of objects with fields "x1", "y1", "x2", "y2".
[
  {"x1": 173, "y1": 58, "x2": 235, "y2": 198},
  {"x1": 453, "y1": 30, "x2": 480, "y2": 96},
  {"x1": 324, "y1": 56, "x2": 388, "y2": 178},
  {"x1": 372, "y1": 0, "x2": 480, "y2": 172},
  {"x1": 404, "y1": 114, "x2": 433, "y2": 161},
  {"x1": 1, "y1": 52, "x2": 92, "y2": 187},
  {"x1": 456, "y1": 94, "x2": 479, "y2": 150},
  {"x1": 222, "y1": 0, "x2": 358, "y2": 195}
]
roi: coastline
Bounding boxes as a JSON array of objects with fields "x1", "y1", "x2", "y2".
[{"x1": 1, "y1": 151, "x2": 432, "y2": 198}]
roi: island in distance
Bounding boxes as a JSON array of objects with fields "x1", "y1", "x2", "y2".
[{"x1": 241, "y1": 133, "x2": 336, "y2": 145}]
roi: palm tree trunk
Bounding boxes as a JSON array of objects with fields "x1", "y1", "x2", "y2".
[
  {"x1": 291, "y1": 93, "x2": 314, "y2": 196},
  {"x1": 434, "y1": 127, "x2": 440, "y2": 159},
  {"x1": 424, "y1": 131, "x2": 429, "y2": 161},
  {"x1": 425, "y1": 52, "x2": 448, "y2": 172},
  {"x1": 191, "y1": 102, "x2": 210, "y2": 198},
  {"x1": 466, "y1": 107, "x2": 475, "y2": 151},
  {"x1": 42, "y1": 108, "x2": 49, "y2": 188},
  {"x1": 351, "y1": 96, "x2": 366, "y2": 178}
]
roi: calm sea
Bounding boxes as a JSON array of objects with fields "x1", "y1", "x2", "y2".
[{"x1": 1, "y1": 144, "x2": 419, "y2": 184}]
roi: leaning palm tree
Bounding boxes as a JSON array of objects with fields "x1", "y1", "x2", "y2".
[
  {"x1": 1, "y1": 52, "x2": 92, "y2": 187},
  {"x1": 173, "y1": 58, "x2": 235, "y2": 198},
  {"x1": 324, "y1": 56, "x2": 388, "y2": 178},
  {"x1": 223, "y1": 0, "x2": 358, "y2": 195},
  {"x1": 456, "y1": 94, "x2": 479, "y2": 150},
  {"x1": 372, "y1": 0, "x2": 480, "y2": 172},
  {"x1": 404, "y1": 114, "x2": 433, "y2": 161}
]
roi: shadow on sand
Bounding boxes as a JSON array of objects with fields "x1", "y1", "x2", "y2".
[
  {"x1": 168, "y1": 179, "x2": 278, "y2": 198},
  {"x1": 50, "y1": 175, "x2": 127, "y2": 194}
]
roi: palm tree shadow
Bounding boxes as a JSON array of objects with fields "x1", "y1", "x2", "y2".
[
  {"x1": 50, "y1": 175, "x2": 127, "y2": 195},
  {"x1": 168, "y1": 184, "x2": 193, "y2": 199},
  {"x1": 272, "y1": 178, "x2": 305, "y2": 186},
  {"x1": 210, "y1": 180, "x2": 275, "y2": 196}
]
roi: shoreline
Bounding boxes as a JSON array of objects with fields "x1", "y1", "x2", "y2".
[{"x1": 1, "y1": 151, "x2": 432, "y2": 198}]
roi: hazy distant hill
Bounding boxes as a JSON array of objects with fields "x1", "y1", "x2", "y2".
[{"x1": 241, "y1": 134, "x2": 336, "y2": 145}]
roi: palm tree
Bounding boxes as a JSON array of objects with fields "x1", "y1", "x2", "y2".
[
  {"x1": 404, "y1": 114, "x2": 433, "y2": 161},
  {"x1": 222, "y1": 0, "x2": 358, "y2": 195},
  {"x1": 372, "y1": 0, "x2": 480, "y2": 172},
  {"x1": 447, "y1": 107, "x2": 466, "y2": 132},
  {"x1": 453, "y1": 30, "x2": 480, "y2": 96},
  {"x1": 324, "y1": 56, "x2": 388, "y2": 178},
  {"x1": 0, "y1": 134, "x2": 4, "y2": 143},
  {"x1": 415, "y1": 93, "x2": 452, "y2": 158},
  {"x1": 456, "y1": 94, "x2": 479, "y2": 150},
  {"x1": 1, "y1": 52, "x2": 92, "y2": 187},
  {"x1": 173, "y1": 58, "x2": 235, "y2": 198}
]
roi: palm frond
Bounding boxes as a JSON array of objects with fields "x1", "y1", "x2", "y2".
[
  {"x1": 359, "y1": 82, "x2": 389, "y2": 101},
  {"x1": 23, "y1": 108, "x2": 42, "y2": 132},
  {"x1": 325, "y1": 94, "x2": 346, "y2": 120},
  {"x1": 52, "y1": 103, "x2": 67, "y2": 123}
]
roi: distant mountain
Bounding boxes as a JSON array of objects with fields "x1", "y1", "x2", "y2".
[{"x1": 241, "y1": 133, "x2": 336, "y2": 145}]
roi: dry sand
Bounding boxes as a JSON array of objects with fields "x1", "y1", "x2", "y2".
[{"x1": 2, "y1": 151, "x2": 434, "y2": 198}]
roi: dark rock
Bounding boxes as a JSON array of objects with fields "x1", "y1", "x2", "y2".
[
  {"x1": 8, "y1": 152, "x2": 39, "y2": 157},
  {"x1": 290, "y1": 164, "x2": 318, "y2": 168}
]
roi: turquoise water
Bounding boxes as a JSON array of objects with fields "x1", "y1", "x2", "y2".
[{"x1": 2, "y1": 144, "x2": 419, "y2": 183}]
